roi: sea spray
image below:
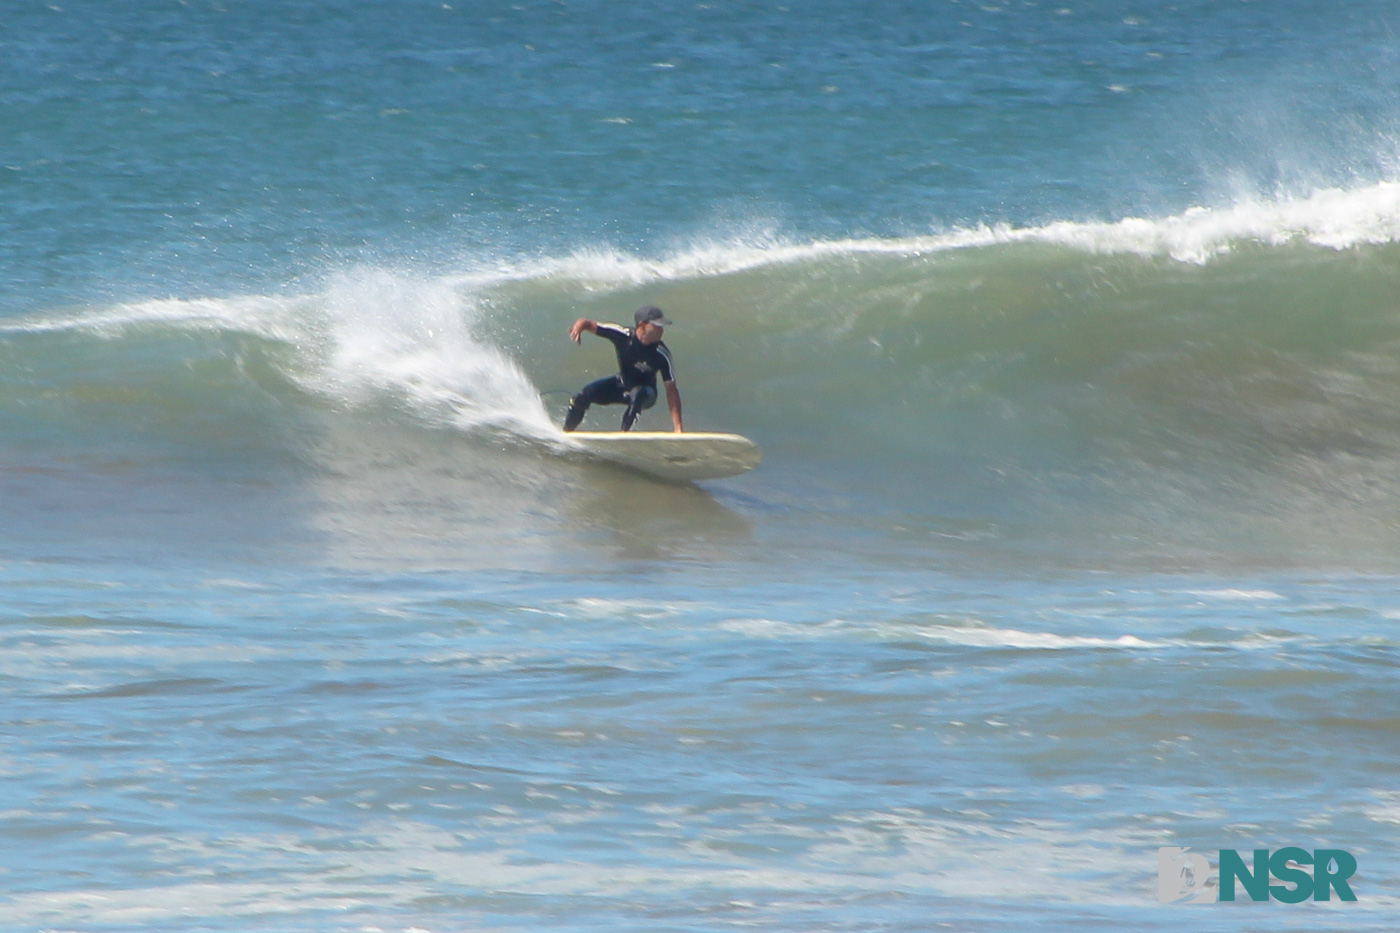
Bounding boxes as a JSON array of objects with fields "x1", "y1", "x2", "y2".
[{"x1": 301, "y1": 267, "x2": 556, "y2": 438}]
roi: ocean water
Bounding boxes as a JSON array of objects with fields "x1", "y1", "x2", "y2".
[{"x1": 3, "y1": 1, "x2": 1400, "y2": 929}]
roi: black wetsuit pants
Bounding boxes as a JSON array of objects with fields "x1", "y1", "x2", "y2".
[{"x1": 563, "y1": 375, "x2": 657, "y2": 432}]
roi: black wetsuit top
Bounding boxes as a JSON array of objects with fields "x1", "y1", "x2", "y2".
[{"x1": 595, "y1": 323, "x2": 676, "y2": 390}]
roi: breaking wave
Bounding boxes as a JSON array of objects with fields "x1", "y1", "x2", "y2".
[{"x1": 6, "y1": 184, "x2": 1400, "y2": 564}]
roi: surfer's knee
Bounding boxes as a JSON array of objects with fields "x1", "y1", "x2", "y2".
[{"x1": 563, "y1": 393, "x2": 588, "y2": 432}]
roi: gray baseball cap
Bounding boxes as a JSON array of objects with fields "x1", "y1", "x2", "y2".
[{"x1": 634, "y1": 305, "x2": 673, "y2": 326}]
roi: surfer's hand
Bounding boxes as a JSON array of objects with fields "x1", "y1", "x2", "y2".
[{"x1": 568, "y1": 318, "x2": 593, "y2": 344}]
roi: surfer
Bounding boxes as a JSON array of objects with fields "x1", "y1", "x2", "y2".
[{"x1": 563, "y1": 305, "x2": 684, "y2": 433}]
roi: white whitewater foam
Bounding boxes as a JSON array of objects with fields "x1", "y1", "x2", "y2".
[
  {"x1": 1184, "y1": 588, "x2": 1286, "y2": 601},
  {"x1": 448, "y1": 181, "x2": 1400, "y2": 291},
  {"x1": 719, "y1": 617, "x2": 1165, "y2": 650},
  {"x1": 302, "y1": 267, "x2": 557, "y2": 438},
  {"x1": 1017, "y1": 182, "x2": 1400, "y2": 263},
  {"x1": 0, "y1": 813, "x2": 1217, "y2": 925},
  {"x1": 0, "y1": 294, "x2": 305, "y2": 340}
]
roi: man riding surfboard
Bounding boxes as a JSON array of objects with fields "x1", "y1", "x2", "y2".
[{"x1": 563, "y1": 305, "x2": 684, "y2": 433}]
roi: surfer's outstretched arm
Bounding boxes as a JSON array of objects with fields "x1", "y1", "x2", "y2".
[
  {"x1": 665, "y1": 380, "x2": 683, "y2": 433},
  {"x1": 569, "y1": 318, "x2": 599, "y2": 343}
]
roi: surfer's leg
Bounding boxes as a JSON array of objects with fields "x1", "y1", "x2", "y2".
[
  {"x1": 564, "y1": 376, "x2": 627, "y2": 431},
  {"x1": 620, "y1": 385, "x2": 657, "y2": 431}
]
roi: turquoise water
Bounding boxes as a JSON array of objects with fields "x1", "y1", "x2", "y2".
[{"x1": 4, "y1": 1, "x2": 1400, "y2": 929}]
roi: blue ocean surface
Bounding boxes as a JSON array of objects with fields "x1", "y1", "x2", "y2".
[{"x1": 3, "y1": 1, "x2": 1400, "y2": 929}]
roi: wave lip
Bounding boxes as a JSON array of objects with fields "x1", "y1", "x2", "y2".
[
  {"x1": 460, "y1": 181, "x2": 1400, "y2": 291},
  {"x1": 1020, "y1": 182, "x2": 1400, "y2": 263}
]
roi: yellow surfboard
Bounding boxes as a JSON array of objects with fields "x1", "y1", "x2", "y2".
[{"x1": 564, "y1": 431, "x2": 762, "y2": 481}]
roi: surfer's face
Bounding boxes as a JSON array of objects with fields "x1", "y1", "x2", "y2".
[{"x1": 636, "y1": 321, "x2": 663, "y2": 344}]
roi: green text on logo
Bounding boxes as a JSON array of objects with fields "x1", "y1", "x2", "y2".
[{"x1": 1219, "y1": 848, "x2": 1357, "y2": 902}]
